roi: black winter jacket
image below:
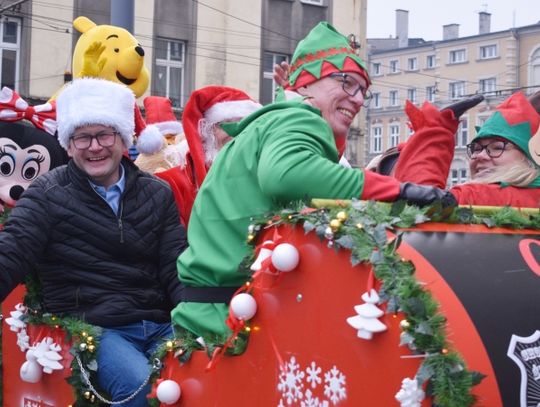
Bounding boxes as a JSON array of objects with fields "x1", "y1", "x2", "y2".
[{"x1": 0, "y1": 157, "x2": 187, "y2": 327}]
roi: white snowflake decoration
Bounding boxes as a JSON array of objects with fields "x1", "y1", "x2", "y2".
[
  {"x1": 395, "y1": 377, "x2": 425, "y2": 407},
  {"x1": 278, "y1": 356, "x2": 305, "y2": 405},
  {"x1": 16, "y1": 327, "x2": 30, "y2": 352},
  {"x1": 306, "y1": 362, "x2": 322, "y2": 389},
  {"x1": 346, "y1": 289, "x2": 387, "y2": 340},
  {"x1": 5, "y1": 303, "x2": 27, "y2": 332},
  {"x1": 324, "y1": 366, "x2": 346, "y2": 405},
  {"x1": 277, "y1": 357, "x2": 347, "y2": 406}
]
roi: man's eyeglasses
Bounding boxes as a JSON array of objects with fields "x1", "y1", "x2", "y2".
[
  {"x1": 71, "y1": 131, "x2": 118, "y2": 150},
  {"x1": 328, "y1": 73, "x2": 372, "y2": 106},
  {"x1": 466, "y1": 140, "x2": 512, "y2": 159}
]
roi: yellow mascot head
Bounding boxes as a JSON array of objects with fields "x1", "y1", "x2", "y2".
[{"x1": 72, "y1": 16, "x2": 149, "y2": 98}]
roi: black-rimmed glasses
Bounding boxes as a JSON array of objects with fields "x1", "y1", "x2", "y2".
[
  {"x1": 328, "y1": 73, "x2": 372, "y2": 106},
  {"x1": 466, "y1": 140, "x2": 512, "y2": 159},
  {"x1": 71, "y1": 131, "x2": 118, "y2": 150}
]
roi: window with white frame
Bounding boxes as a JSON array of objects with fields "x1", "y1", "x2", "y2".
[
  {"x1": 479, "y1": 44, "x2": 498, "y2": 59},
  {"x1": 389, "y1": 90, "x2": 398, "y2": 106},
  {"x1": 426, "y1": 86, "x2": 436, "y2": 102},
  {"x1": 407, "y1": 88, "x2": 417, "y2": 103},
  {"x1": 449, "y1": 81, "x2": 465, "y2": 99},
  {"x1": 262, "y1": 52, "x2": 288, "y2": 105},
  {"x1": 455, "y1": 118, "x2": 468, "y2": 148},
  {"x1": 372, "y1": 62, "x2": 381, "y2": 76},
  {"x1": 407, "y1": 57, "x2": 418, "y2": 71},
  {"x1": 426, "y1": 54, "x2": 435, "y2": 69},
  {"x1": 449, "y1": 168, "x2": 468, "y2": 186},
  {"x1": 389, "y1": 124, "x2": 400, "y2": 147},
  {"x1": 0, "y1": 17, "x2": 20, "y2": 90},
  {"x1": 449, "y1": 49, "x2": 467, "y2": 64},
  {"x1": 479, "y1": 77, "x2": 497, "y2": 94},
  {"x1": 389, "y1": 60, "x2": 399, "y2": 73},
  {"x1": 153, "y1": 38, "x2": 185, "y2": 108},
  {"x1": 371, "y1": 126, "x2": 382, "y2": 153},
  {"x1": 372, "y1": 92, "x2": 381, "y2": 108}
]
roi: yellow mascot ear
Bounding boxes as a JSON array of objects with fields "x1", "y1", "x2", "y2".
[{"x1": 73, "y1": 16, "x2": 96, "y2": 34}]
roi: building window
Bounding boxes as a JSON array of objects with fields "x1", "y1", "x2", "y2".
[
  {"x1": 389, "y1": 60, "x2": 399, "y2": 73},
  {"x1": 479, "y1": 77, "x2": 497, "y2": 94},
  {"x1": 389, "y1": 90, "x2": 398, "y2": 106},
  {"x1": 449, "y1": 49, "x2": 467, "y2": 64},
  {"x1": 407, "y1": 88, "x2": 417, "y2": 103},
  {"x1": 153, "y1": 38, "x2": 185, "y2": 108},
  {"x1": 372, "y1": 92, "x2": 381, "y2": 108},
  {"x1": 426, "y1": 54, "x2": 435, "y2": 69},
  {"x1": 372, "y1": 62, "x2": 382, "y2": 76},
  {"x1": 426, "y1": 86, "x2": 436, "y2": 102},
  {"x1": 300, "y1": 0, "x2": 324, "y2": 5},
  {"x1": 449, "y1": 168, "x2": 468, "y2": 186},
  {"x1": 449, "y1": 81, "x2": 465, "y2": 99},
  {"x1": 455, "y1": 118, "x2": 468, "y2": 148},
  {"x1": 0, "y1": 17, "x2": 20, "y2": 90},
  {"x1": 389, "y1": 124, "x2": 400, "y2": 147},
  {"x1": 371, "y1": 126, "x2": 382, "y2": 153},
  {"x1": 407, "y1": 57, "x2": 418, "y2": 71},
  {"x1": 262, "y1": 52, "x2": 288, "y2": 105},
  {"x1": 479, "y1": 44, "x2": 498, "y2": 59}
]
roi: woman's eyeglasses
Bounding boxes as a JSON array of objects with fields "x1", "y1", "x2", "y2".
[{"x1": 466, "y1": 140, "x2": 512, "y2": 159}]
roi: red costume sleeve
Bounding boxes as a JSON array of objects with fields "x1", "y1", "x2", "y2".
[{"x1": 393, "y1": 101, "x2": 459, "y2": 188}]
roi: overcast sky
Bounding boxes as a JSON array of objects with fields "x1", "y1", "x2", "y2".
[{"x1": 367, "y1": 0, "x2": 540, "y2": 41}]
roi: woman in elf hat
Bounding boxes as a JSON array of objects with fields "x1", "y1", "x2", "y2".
[
  {"x1": 393, "y1": 91, "x2": 540, "y2": 207},
  {"x1": 172, "y1": 22, "x2": 455, "y2": 342}
]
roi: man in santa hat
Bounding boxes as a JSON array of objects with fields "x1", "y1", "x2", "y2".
[
  {"x1": 172, "y1": 22, "x2": 455, "y2": 342},
  {"x1": 137, "y1": 86, "x2": 262, "y2": 226}
]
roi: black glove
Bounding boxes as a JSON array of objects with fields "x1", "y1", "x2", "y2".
[
  {"x1": 442, "y1": 94, "x2": 484, "y2": 118},
  {"x1": 398, "y1": 182, "x2": 457, "y2": 208}
]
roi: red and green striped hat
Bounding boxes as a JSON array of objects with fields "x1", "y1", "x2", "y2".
[{"x1": 287, "y1": 22, "x2": 370, "y2": 90}]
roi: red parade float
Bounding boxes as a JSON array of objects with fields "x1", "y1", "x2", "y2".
[{"x1": 2, "y1": 204, "x2": 540, "y2": 406}]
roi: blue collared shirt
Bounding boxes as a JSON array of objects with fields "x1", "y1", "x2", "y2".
[{"x1": 89, "y1": 165, "x2": 126, "y2": 215}]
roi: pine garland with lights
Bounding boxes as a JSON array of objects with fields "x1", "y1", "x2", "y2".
[{"x1": 2, "y1": 200, "x2": 540, "y2": 405}]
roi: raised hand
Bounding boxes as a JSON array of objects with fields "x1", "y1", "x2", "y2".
[
  {"x1": 273, "y1": 61, "x2": 290, "y2": 88},
  {"x1": 79, "y1": 41, "x2": 107, "y2": 78}
]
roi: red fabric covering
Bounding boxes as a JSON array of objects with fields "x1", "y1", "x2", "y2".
[
  {"x1": 394, "y1": 101, "x2": 459, "y2": 188},
  {"x1": 449, "y1": 184, "x2": 540, "y2": 207},
  {"x1": 155, "y1": 154, "x2": 197, "y2": 227},
  {"x1": 360, "y1": 170, "x2": 401, "y2": 201}
]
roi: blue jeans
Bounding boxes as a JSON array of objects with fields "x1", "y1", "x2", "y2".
[{"x1": 96, "y1": 321, "x2": 173, "y2": 407}]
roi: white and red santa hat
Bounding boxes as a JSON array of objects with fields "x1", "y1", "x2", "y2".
[
  {"x1": 182, "y1": 85, "x2": 261, "y2": 187},
  {"x1": 56, "y1": 78, "x2": 136, "y2": 150},
  {"x1": 136, "y1": 96, "x2": 183, "y2": 154}
]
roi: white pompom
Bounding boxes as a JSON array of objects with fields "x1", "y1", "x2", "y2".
[
  {"x1": 230, "y1": 293, "x2": 257, "y2": 320},
  {"x1": 271, "y1": 243, "x2": 300, "y2": 272},
  {"x1": 156, "y1": 379, "x2": 182, "y2": 405},
  {"x1": 137, "y1": 124, "x2": 165, "y2": 154}
]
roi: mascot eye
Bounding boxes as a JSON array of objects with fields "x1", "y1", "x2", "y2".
[
  {"x1": 0, "y1": 150, "x2": 15, "y2": 176},
  {"x1": 21, "y1": 157, "x2": 44, "y2": 181},
  {"x1": 114, "y1": 48, "x2": 119, "y2": 53}
]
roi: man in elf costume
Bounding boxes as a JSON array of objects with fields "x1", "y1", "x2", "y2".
[
  {"x1": 393, "y1": 91, "x2": 540, "y2": 207},
  {"x1": 172, "y1": 22, "x2": 453, "y2": 341}
]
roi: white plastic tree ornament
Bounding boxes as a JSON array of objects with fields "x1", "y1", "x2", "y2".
[
  {"x1": 156, "y1": 379, "x2": 182, "y2": 404},
  {"x1": 395, "y1": 377, "x2": 425, "y2": 407},
  {"x1": 346, "y1": 289, "x2": 387, "y2": 340},
  {"x1": 271, "y1": 243, "x2": 300, "y2": 272},
  {"x1": 230, "y1": 293, "x2": 257, "y2": 320}
]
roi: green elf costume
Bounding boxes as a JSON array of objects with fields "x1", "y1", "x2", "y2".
[
  {"x1": 171, "y1": 22, "x2": 447, "y2": 341},
  {"x1": 394, "y1": 91, "x2": 540, "y2": 207}
]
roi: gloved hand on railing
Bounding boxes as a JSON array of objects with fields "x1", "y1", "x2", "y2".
[{"x1": 398, "y1": 182, "x2": 457, "y2": 208}]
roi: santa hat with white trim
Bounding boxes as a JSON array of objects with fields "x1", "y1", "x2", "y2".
[
  {"x1": 182, "y1": 85, "x2": 261, "y2": 187},
  {"x1": 136, "y1": 96, "x2": 184, "y2": 154},
  {"x1": 56, "y1": 77, "x2": 136, "y2": 150}
]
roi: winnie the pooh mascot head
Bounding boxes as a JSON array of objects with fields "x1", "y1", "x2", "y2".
[{"x1": 72, "y1": 16, "x2": 149, "y2": 98}]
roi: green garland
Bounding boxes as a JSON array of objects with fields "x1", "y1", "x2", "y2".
[{"x1": 2, "y1": 201, "x2": 540, "y2": 406}]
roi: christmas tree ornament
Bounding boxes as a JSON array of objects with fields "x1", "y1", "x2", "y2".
[
  {"x1": 87, "y1": 344, "x2": 96, "y2": 353},
  {"x1": 20, "y1": 348, "x2": 43, "y2": 383},
  {"x1": 230, "y1": 293, "x2": 257, "y2": 320},
  {"x1": 400, "y1": 319, "x2": 411, "y2": 330},
  {"x1": 79, "y1": 342, "x2": 88, "y2": 352},
  {"x1": 156, "y1": 379, "x2": 182, "y2": 404},
  {"x1": 250, "y1": 240, "x2": 275, "y2": 271},
  {"x1": 329, "y1": 219, "x2": 342, "y2": 232},
  {"x1": 346, "y1": 289, "x2": 387, "y2": 340},
  {"x1": 324, "y1": 226, "x2": 334, "y2": 240},
  {"x1": 271, "y1": 243, "x2": 300, "y2": 272},
  {"x1": 356, "y1": 223, "x2": 364, "y2": 230},
  {"x1": 395, "y1": 377, "x2": 425, "y2": 407},
  {"x1": 336, "y1": 211, "x2": 348, "y2": 221}
]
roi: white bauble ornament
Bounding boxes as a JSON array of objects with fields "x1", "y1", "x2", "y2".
[
  {"x1": 20, "y1": 349, "x2": 42, "y2": 383},
  {"x1": 271, "y1": 243, "x2": 300, "y2": 272},
  {"x1": 156, "y1": 379, "x2": 181, "y2": 404},
  {"x1": 230, "y1": 293, "x2": 257, "y2": 320}
]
